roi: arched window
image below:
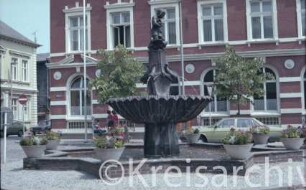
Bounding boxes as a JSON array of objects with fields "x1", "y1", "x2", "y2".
[
  {"x1": 70, "y1": 77, "x2": 91, "y2": 116},
  {"x1": 254, "y1": 68, "x2": 277, "y2": 111},
  {"x1": 203, "y1": 70, "x2": 227, "y2": 112}
]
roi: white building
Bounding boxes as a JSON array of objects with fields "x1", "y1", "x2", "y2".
[{"x1": 0, "y1": 20, "x2": 40, "y2": 127}]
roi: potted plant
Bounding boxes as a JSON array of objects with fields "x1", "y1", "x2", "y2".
[
  {"x1": 94, "y1": 135, "x2": 125, "y2": 161},
  {"x1": 280, "y1": 125, "x2": 304, "y2": 150},
  {"x1": 185, "y1": 128, "x2": 200, "y2": 144},
  {"x1": 45, "y1": 131, "x2": 61, "y2": 150},
  {"x1": 250, "y1": 125, "x2": 270, "y2": 145},
  {"x1": 222, "y1": 128, "x2": 253, "y2": 160},
  {"x1": 20, "y1": 136, "x2": 48, "y2": 158}
]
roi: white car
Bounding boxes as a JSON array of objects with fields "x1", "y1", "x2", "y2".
[{"x1": 197, "y1": 117, "x2": 283, "y2": 143}]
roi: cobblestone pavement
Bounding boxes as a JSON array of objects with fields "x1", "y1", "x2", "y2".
[{"x1": 1, "y1": 137, "x2": 305, "y2": 190}]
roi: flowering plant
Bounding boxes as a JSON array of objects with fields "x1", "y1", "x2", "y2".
[
  {"x1": 222, "y1": 128, "x2": 252, "y2": 145},
  {"x1": 20, "y1": 136, "x2": 48, "y2": 146},
  {"x1": 281, "y1": 125, "x2": 303, "y2": 138},
  {"x1": 249, "y1": 125, "x2": 270, "y2": 135},
  {"x1": 45, "y1": 131, "x2": 61, "y2": 140},
  {"x1": 94, "y1": 136, "x2": 124, "y2": 149},
  {"x1": 186, "y1": 128, "x2": 200, "y2": 135}
]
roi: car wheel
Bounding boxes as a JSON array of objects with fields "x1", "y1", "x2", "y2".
[
  {"x1": 200, "y1": 135, "x2": 208, "y2": 143},
  {"x1": 17, "y1": 130, "x2": 23, "y2": 137}
]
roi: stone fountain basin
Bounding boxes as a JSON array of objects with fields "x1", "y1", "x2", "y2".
[{"x1": 107, "y1": 95, "x2": 212, "y2": 123}]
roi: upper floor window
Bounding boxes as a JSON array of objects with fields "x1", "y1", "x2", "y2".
[
  {"x1": 11, "y1": 58, "x2": 18, "y2": 81},
  {"x1": 110, "y1": 12, "x2": 131, "y2": 48},
  {"x1": 198, "y1": 0, "x2": 227, "y2": 44},
  {"x1": 68, "y1": 15, "x2": 88, "y2": 52},
  {"x1": 253, "y1": 68, "x2": 278, "y2": 111},
  {"x1": 203, "y1": 69, "x2": 228, "y2": 112},
  {"x1": 22, "y1": 60, "x2": 28, "y2": 82},
  {"x1": 297, "y1": 0, "x2": 305, "y2": 37},
  {"x1": 247, "y1": 0, "x2": 277, "y2": 40},
  {"x1": 63, "y1": 3, "x2": 92, "y2": 53},
  {"x1": 105, "y1": 2, "x2": 135, "y2": 50},
  {"x1": 151, "y1": 6, "x2": 179, "y2": 45}
]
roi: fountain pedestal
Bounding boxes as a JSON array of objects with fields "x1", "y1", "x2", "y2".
[
  {"x1": 107, "y1": 10, "x2": 212, "y2": 158},
  {"x1": 144, "y1": 122, "x2": 179, "y2": 158}
]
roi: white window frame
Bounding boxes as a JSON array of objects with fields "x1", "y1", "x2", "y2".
[
  {"x1": 197, "y1": 0, "x2": 228, "y2": 45},
  {"x1": 66, "y1": 74, "x2": 92, "y2": 119},
  {"x1": 201, "y1": 69, "x2": 229, "y2": 114},
  {"x1": 105, "y1": 2, "x2": 135, "y2": 50},
  {"x1": 12, "y1": 98, "x2": 18, "y2": 120},
  {"x1": 22, "y1": 59, "x2": 28, "y2": 82},
  {"x1": 251, "y1": 67, "x2": 280, "y2": 114},
  {"x1": 296, "y1": 0, "x2": 306, "y2": 38},
  {"x1": 64, "y1": 6, "x2": 91, "y2": 53},
  {"x1": 246, "y1": 0, "x2": 278, "y2": 41},
  {"x1": 149, "y1": 1, "x2": 181, "y2": 46},
  {"x1": 11, "y1": 58, "x2": 18, "y2": 81}
]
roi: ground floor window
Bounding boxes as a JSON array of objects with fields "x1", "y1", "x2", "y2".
[
  {"x1": 70, "y1": 77, "x2": 91, "y2": 116},
  {"x1": 254, "y1": 68, "x2": 278, "y2": 111},
  {"x1": 203, "y1": 69, "x2": 228, "y2": 112}
]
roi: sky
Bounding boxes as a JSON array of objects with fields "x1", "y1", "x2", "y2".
[{"x1": 0, "y1": 0, "x2": 50, "y2": 53}]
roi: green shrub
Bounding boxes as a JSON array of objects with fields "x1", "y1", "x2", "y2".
[{"x1": 222, "y1": 128, "x2": 252, "y2": 145}]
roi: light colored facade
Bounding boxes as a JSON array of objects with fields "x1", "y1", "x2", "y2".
[{"x1": 0, "y1": 21, "x2": 40, "y2": 127}]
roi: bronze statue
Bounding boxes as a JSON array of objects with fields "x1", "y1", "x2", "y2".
[{"x1": 141, "y1": 9, "x2": 179, "y2": 96}]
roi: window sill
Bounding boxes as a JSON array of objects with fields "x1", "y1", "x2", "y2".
[
  {"x1": 247, "y1": 39, "x2": 279, "y2": 46},
  {"x1": 297, "y1": 37, "x2": 306, "y2": 44},
  {"x1": 250, "y1": 111, "x2": 280, "y2": 116},
  {"x1": 67, "y1": 116, "x2": 92, "y2": 121},
  {"x1": 200, "y1": 112, "x2": 229, "y2": 117},
  {"x1": 197, "y1": 42, "x2": 228, "y2": 49},
  {"x1": 11, "y1": 80, "x2": 30, "y2": 85}
]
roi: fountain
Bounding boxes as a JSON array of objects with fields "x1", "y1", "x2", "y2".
[{"x1": 107, "y1": 9, "x2": 212, "y2": 158}]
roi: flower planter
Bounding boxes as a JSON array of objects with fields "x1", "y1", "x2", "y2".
[
  {"x1": 95, "y1": 147, "x2": 125, "y2": 161},
  {"x1": 186, "y1": 134, "x2": 200, "y2": 144},
  {"x1": 281, "y1": 138, "x2": 305, "y2": 150},
  {"x1": 253, "y1": 134, "x2": 269, "y2": 145},
  {"x1": 21, "y1": 145, "x2": 46, "y2": 158},
  {"x1": 46, "y1": 140, "x2": 60, "y2": 150},
  {"x1": 223, "y1": 144, "x2": 253, "y2": 160}
]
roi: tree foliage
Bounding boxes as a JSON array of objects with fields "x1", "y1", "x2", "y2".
[
  {"x1": 214, "y1": 47, "x2": 267, "y2": 115},
  {"x1": 91, "y1": 46, "x2": 144, "y2": 103}
]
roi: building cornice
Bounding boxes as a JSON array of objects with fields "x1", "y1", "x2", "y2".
[
  {"x1": 135, "y1": 48, "x2": 306, "y2": 63},
  {"x1": 148, "y1": 0, "x2": 181, "y2": 5},
  {"x1": 0, "y1": 34, "x2": 40, "y2": 48},
  {"x1": 46, "y1": 62, "x2": 97, "y2": 69},
  {"x1": 104, "y1": 0, "x2": 135, "y2": 9}
]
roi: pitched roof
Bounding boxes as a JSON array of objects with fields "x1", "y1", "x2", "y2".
[{"x1": 0, "y1": 20, "x2": 40, "y2": 48}]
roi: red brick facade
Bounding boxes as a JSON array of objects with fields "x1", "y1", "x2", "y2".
[{"x1": 49, "y1": 0, "x2": 306, "y2": 130}]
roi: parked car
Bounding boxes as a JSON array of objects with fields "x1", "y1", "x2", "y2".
[
  {"x1": 196, "y1": 117, "x2": 283, "y2": 143},
  {"x1": 0, "y1": 120, "x2": 25, "y2": 137},
  {"x1": 31, "y1": 120, "x2": 51, "y2": 135}
]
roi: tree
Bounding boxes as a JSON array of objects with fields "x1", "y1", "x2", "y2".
[
  {"x1": 214, "y1": 47, "x2": 267, "y2": 115},
  {"x1": 91, "y1": 46, "x2": 144, "y2": 103}
]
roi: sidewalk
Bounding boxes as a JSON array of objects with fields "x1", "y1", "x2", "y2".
[{"x1": 1, "y1": 136, "x2": 305, "y2": 190}]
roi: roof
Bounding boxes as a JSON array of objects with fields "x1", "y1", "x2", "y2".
[
  {"x1": 37, "y1": 53, "x2": 50, "y2": 62},
  {"x1": 0, "y1": 20, "x2": 40, "y2": 48}
]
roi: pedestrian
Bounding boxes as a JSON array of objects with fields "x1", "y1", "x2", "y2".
[
  {"x1": 112, "y1": 110, "x2": 119, "y2": 127},
  {"x1": 107, "y1": 110, "x2": 114, "y2": 132}
]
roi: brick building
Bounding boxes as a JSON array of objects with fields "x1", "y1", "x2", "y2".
[{"x1": 49, "y1": 0, "x2": 305, "y2": 133}]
